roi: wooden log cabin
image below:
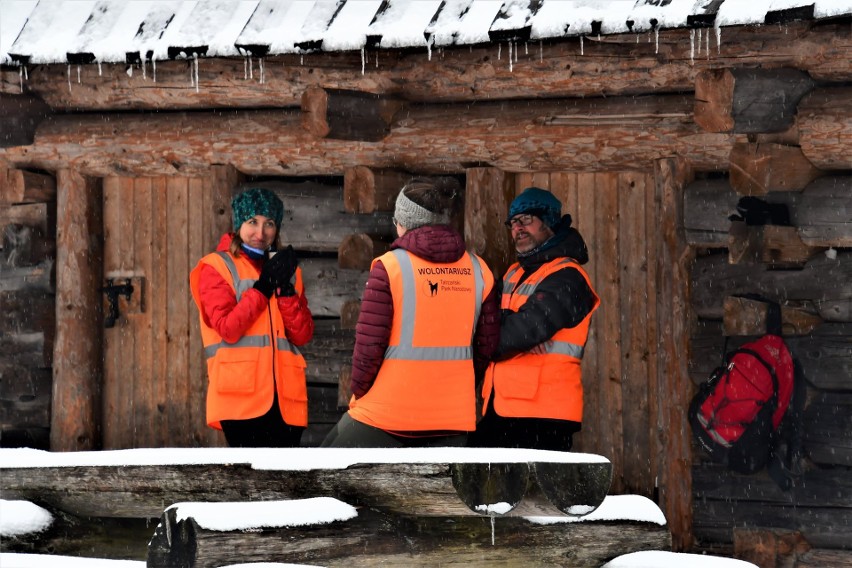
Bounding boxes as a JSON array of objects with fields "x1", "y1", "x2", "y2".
[{"x1": 1, "y1": 0, "x2": 850, "y2": 565}]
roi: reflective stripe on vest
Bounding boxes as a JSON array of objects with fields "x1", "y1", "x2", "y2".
[
  {"x1": 213, "y1": 251, "x2": 301, "y2": 357},
  {"x1": 503, "y1": 257, "x2": 586, "y2": 359},
  {"x1": 383, "y1": 248, "x2": 484, "y2": 362}
]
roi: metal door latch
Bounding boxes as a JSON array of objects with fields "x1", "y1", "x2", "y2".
[{"x1": 102, "y1": 278, "x2": 134, "y2": 328}]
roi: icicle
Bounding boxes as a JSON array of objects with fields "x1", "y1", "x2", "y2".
[
  {"x1": 249, "y1": 55, "x2": 253, "y2": 80},
  {"x1": 705, "y1": 27, "x2": 710, "y2": 59},
  {"x1": 98, "y1": 61, "x2": 103, "y2": 76},
  {"x1": 514, "y1": 40, "x2": 518, "y2": 63},
  {"x1": 426, "y1": 36, "x2": 433, "y2": 61},
  {"x1": 497, "y1": 43, "x2": 501, "y2": 60},
  {"x1": 524, "y1": 41, "x2": 528, "y2": 55},
  {"x1": 259, "y1": 57, "x2": 264, "y2": 84},
  {"x1": 127, "y1": 65, "x2": 133, "y2": 77},
  {"x1": 689, "y1": 29, "x2": 695, "y2": 65},
  {"x1": 361, "y1": 46, "x2": 366, "y2": 75},
  {"x1": 77, "y1": 65, "x2": 81, "y2": 84},
  {"x1": 654, "y1": 28, "x2": 659, "y2": 54},
  {"x1": 19, "y1": 66, "x2": 23, "y2": 93},
  {"x1": 375, "y1": 50, "x2": 379, "y2": 68},
  {"x1": 636, "y1": 34, "x2": 639, "y2": 43},
  {"x1": 539, "y1": 40, "x2": 543, "y2": 62},
  {"x1": 244, "y1": 57, "x2": 248, "y2": 80},
  {"x1": 193, "y1": 54, "x2": 199, "y2": 93},
  {"x1": 142, "y1": 60, "x2": 147, "y2": 80},
  {"x1": 24, "y1": 66, "x2": 28, "y2": 80},
  {"x1": 153, "y1": 58, "x2": 157, "y2": 82},
  {"x1": 715, "y1": 26, "x2": 721, "y2": 54},
  {"x1": 697, "y1": 28, "x2": 702, "y2": 57},
  {"x1": 508, "y1": 41, "x2": 512, "y2": 72},
  {"x1": 189, "y1": 60, "x2": 194, "y2": 86},
  {"x1": 300, "y1": 55, "x2": 304, "y2": 65},
  {"x1": 67, "y1": 64, "x2": 72, "y2": 92},
  {"x1": 580, "y1": 35, "x2": 584, "y2": 56},
  {"x1": 490, "y1": 513, "x2": 496, "y2": 546}
]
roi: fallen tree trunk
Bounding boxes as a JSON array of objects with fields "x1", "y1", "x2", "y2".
[{"x1": 147, "y1": 499, "x2": 669, "y2": 568}]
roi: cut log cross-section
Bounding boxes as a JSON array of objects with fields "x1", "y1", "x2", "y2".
[
  {"x1": 338, "y1": 232, "x2": 390, "y2": 270},
  {"x1": 0, "y1": 167, "x2": 56, "y2": 205},
  {"x1": 729, "y1": 143, "x2": 823, "y2": 196},
  {"x1": 301, "y1": 86, "x2": 405, "y2": 141},
  {"x1": 723, "y1": 295, "x2": 824, "y2": 336},
  {"x1": 343, "y1": 166, "x2": 410, "y2": 214},
  {"x1": 694, "y1": 68, "x2": 815, "y2": 133},
  {"x1": 728, "y1": 220, "x2": 824, "y2": 268}
]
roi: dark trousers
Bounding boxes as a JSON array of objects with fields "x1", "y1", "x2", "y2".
[
  {"x1": 321, "y1": 413, "x2": 468, "y2": 448},
  {"x1": 220, "y1": 395, "x2": 304, "y2": 447},
  {"x1": 467, "y1": 400, "x2": 580, "y2": 451}
]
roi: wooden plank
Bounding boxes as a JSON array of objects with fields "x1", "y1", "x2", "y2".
[
  {"x1": 642, "y1": 170, "x2": 661, "y2": 509},
  {"x1": 298, "y1": 258, "x2": 368, "y2": 318},
  {"x1": 0, "y1": 202, "x2": 51, "y2": 233},
  {"x1": 652, "y1": 157, "x2": 695, "y2": 552},
  {"x1": 100, "y1": 176, "x2": 121, "y2": 449},
  {"x1": 300, "y1": 319, "x2": 355, "y2": 386},
  {"x1": 463, "y1": 168, "x2": 515, "y2": 281},
  {"x1": 166, "y1": 178, "x2": 190, "y2": 445},
  {"x1": 151, "y1": 177, "x2": 170, "y2": 447},
  {"x1": 132, "y1": 177, "x2": 154, "y2": 448},
  {"x1": 803, "y1": 392, "x2": 852, "y2": 467},
  {"x1": 618, "y1": 171, "x2": 652, "y2": 497},
  {"x1": 572, "y1": 172, "x2": 597, "y2": 454},
  {"x1": 594, "y1": 172, "x2": 624, "y2": 493},
  {"x1": 187, "y1": 177, "x2": 206, "y2": 447},
  {"x1": 51, "y1": 170, "x2": 103, "y2": 451},
  {"x1": 727, "y1": 222, "x2": 823, "y2": 269}
]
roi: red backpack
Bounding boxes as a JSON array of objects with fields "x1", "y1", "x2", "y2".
[{"x1": 689, "y1": 300, "x2": 803, "y2": 488}]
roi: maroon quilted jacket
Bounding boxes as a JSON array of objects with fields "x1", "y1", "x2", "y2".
[
  {"x1": 349, "y1": 224, "x2": 500, "y2": 398},
  {"x1": 196, "y1": 233, "x2": 314, "y2": 346}
]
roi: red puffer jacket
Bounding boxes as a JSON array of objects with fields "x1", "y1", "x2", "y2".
[
  {"x1": 196, "y1": 233, "x2": 313, "y2": 347},
  {"x1": 350, "y1": 224, "x2": 500, "y2": 398}
]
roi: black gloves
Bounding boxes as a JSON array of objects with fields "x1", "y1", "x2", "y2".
[{"x1": 253, "y1": 245, "x2": 298, "y2": 298}]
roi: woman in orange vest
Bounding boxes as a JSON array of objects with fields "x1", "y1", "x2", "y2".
[
  {"x1": 469, "y1": 187, "x2": 600, "y2": 451},
  {"x1": 322, "y1": 177, "x2": 500, "y2": 447},
  {"x1": 189, "y1": 187, "x2": 314, "y2": 447}
]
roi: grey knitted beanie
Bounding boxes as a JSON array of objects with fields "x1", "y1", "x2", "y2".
[{"x1": 394, "y1": 189, "x2": 449, "y2": 230}]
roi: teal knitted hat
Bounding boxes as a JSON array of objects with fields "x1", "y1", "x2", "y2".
[
  {"x1": 231, "y1": 187, "x2": 284, "y2": 230},
  {"x1": 507, "y1": 187, "x2": 562, "y2": 228}
]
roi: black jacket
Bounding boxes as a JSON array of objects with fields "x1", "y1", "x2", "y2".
[{"x1": 496, "y1": 215, "x2": 596, "y2": 359}]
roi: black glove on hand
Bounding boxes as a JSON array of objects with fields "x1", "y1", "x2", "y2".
[{"x1": 253, "y1": 245, "x2": 298, "y2": 298}]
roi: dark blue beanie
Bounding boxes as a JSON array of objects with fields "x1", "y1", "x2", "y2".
[
  {"x1": 231, "y1": 187, "x2": 284, "y2": 231},
  {"x1": 507, "y1": 187, "x2": 562, "y2": 228}
]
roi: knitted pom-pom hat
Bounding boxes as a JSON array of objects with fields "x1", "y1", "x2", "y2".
[
  {"x1": 231, "y1": 187, "x2": 284, "y2": 231},
  {"x1": 507, "y1": 187, "x2": 562, "y2": 228}
]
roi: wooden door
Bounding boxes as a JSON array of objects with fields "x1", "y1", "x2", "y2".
[{"x1": 100, "y1": 169, "x2": 235, "y2": 448}]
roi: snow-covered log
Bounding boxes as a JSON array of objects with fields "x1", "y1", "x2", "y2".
[{"x1": 146, "y1": 496, "x2": 669, "y2": 568}]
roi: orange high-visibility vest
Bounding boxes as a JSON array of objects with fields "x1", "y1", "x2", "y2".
[
  {"x1": 189, "y1": 251, "x2": 308, "y2": 429},
  {"x1": 481, "y1": 257, "x2": 599, "y2": 422},
  {"x1": 348, "y1": 249, "x2": 494, "y2": 432}
]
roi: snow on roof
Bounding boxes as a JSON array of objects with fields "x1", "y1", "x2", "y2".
[{"x1": 3, "y1": 0, "x2": 849, "y2": 65}]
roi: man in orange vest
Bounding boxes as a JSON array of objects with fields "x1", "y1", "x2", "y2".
[{"x1": 470, "y1": 187, "x2": 600, "y2": 451}]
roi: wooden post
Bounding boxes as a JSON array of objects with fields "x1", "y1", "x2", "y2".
[
  {"x1": 653, "y1": 157, "x2": 694, "y2": 551},
  {"x1": 343, "y1": 166, "x2": 410, "y2": 214},
  {"x1": 51, "y1": 170, "x2": 103, "y2": 451}
]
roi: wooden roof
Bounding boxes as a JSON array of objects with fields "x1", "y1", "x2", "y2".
[{"x1": 2, "y1": 0, "x2": 850, "y2": 65}]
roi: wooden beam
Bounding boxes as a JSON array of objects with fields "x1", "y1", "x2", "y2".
[
  {"x1": 1, "y1": 95, "x2": 738, "y2": 177},
  {"x1": 691, "y1": 252, "x2": 852, "y2": 323},
  {"x1": 0, "y1": 94, "x2": 52, "y2": 147},
  {"x1": 51, "y1": 170, "x2": 103, "y2": 451},
  {"x1": 1, "y1": 166, "x2": 56, "y2": 204},
  {"x1": 797, "y1": 86, "x2": 852, "y2": 171},
  {"x1": 343, "y1": 166, "x2": 409, "y2": 214},
  {"x1": 301, "y1": 86, "x2": 405, "y2": 141},
  {"x1": 298, "y1": 319, "x2": 355, "y2": 386},
  {"x1": 729, "y1": 143, "x2": 823, "y2": 195},
  {"x1": 3, "y1": 22, "x2": 848, "y2": 112},
  {"x1": 300, "y1": 258, "x2": 367, "y2": 318},
  {"x1": 728, "y1": 221, "x2": 823, "y2": 268},
  {"x1": 652, "y1": 157, "x2": 694, "y2": 552},
  {"x1": 694, "y1": 68, "x2": 815, "y2": 133},
  {"x1": 147, "y1": 501, "x2": 668, "y2": 568},
  {"x1": 684, "y1": 176, "x2": 852, "y2": 248},
  {"x1": 722, "y1": 295, "x2": 823, "y2": 336}
]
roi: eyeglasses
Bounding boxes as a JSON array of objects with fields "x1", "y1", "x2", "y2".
[{"x1": 505, "y1": 214, "x2": 536, "y2": 229}]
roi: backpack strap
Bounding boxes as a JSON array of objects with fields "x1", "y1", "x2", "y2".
[{"x1": 765, "y1": 300, "x2": 783, "y2": 336}]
